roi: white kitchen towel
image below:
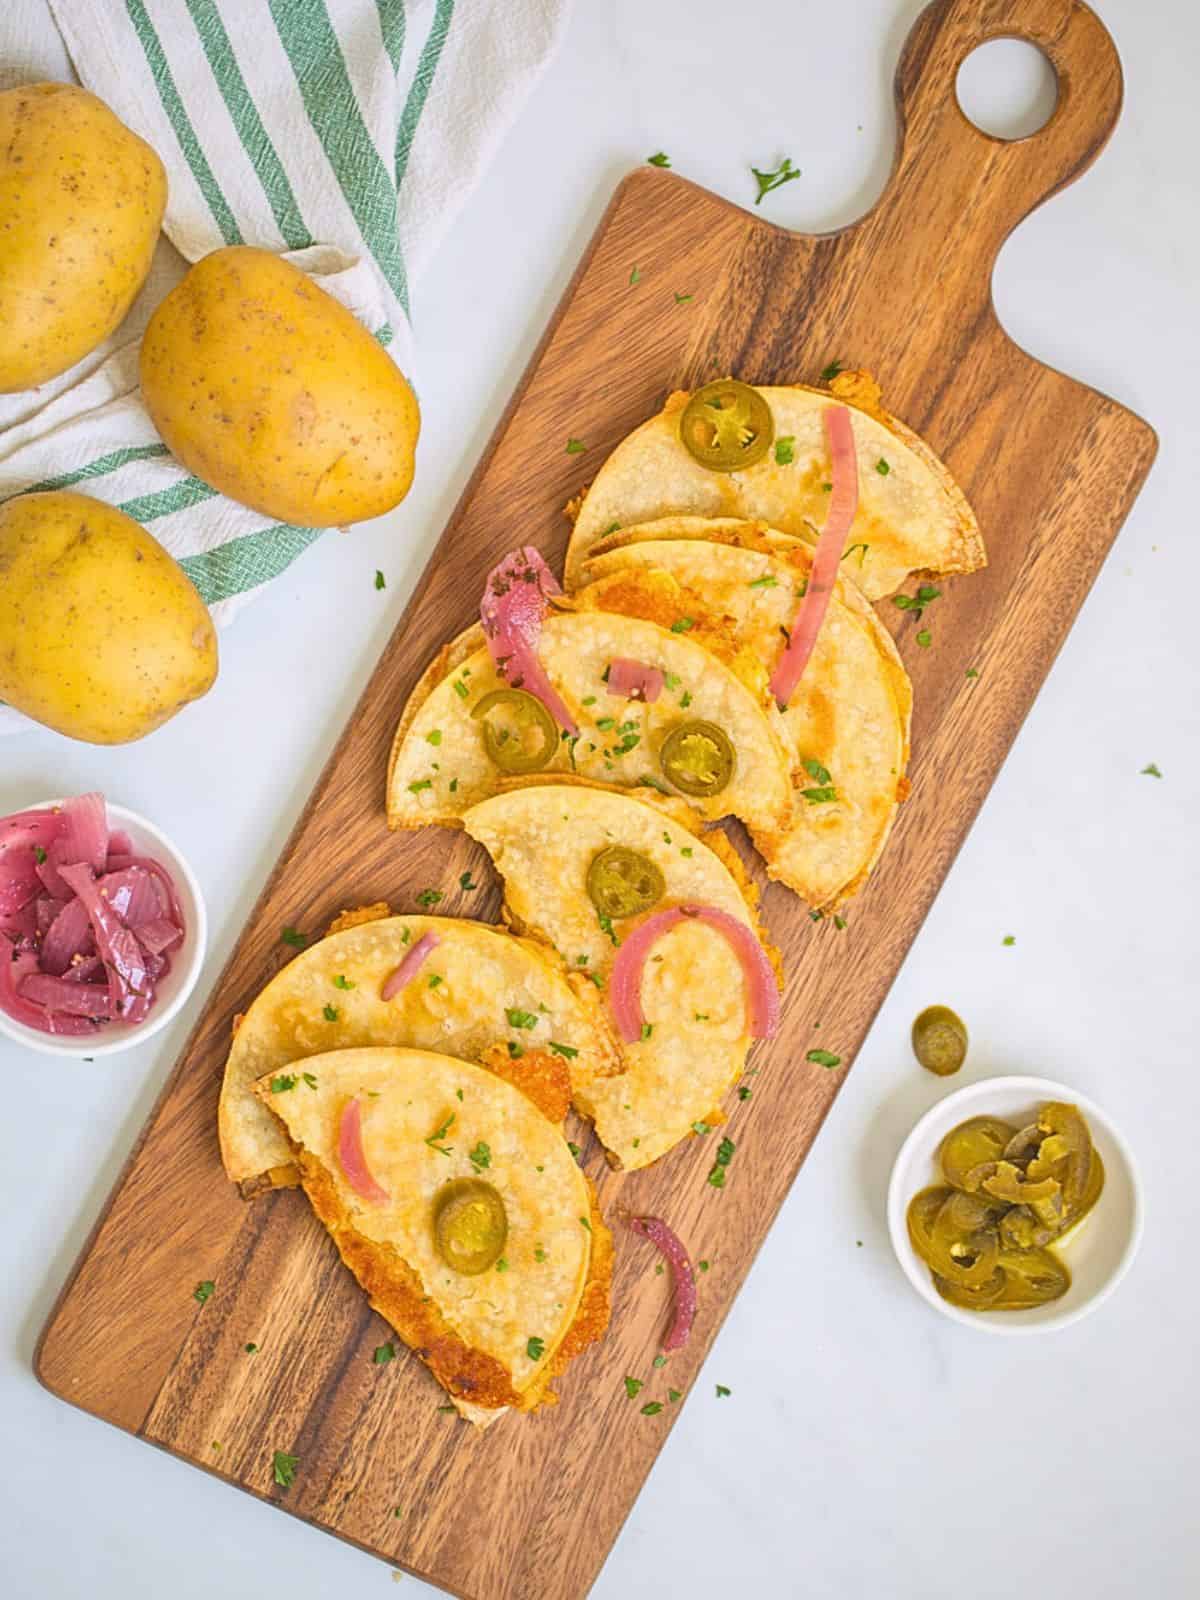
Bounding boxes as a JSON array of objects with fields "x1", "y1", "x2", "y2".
[{"x1": 0, "y1": 0, "x2": 569, "y2": 729}]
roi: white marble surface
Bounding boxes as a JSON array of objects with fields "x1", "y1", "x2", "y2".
[{"x1": 3, "y1": 2, "x2": 1198, "y2": 1596}]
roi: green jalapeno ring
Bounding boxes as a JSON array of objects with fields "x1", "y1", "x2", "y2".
[
  {"x1": 679, "y1": 379, "x2": 774, "y2": 472},
  {"x1": 433, "y1": 1177, "x2": 508, "y2": 1276},
  {"x1": 472, "y1": 687, "x2": 558, "y2": 774},
  {"x1": 659, "y1": 718, "x2": 736, "y2": 798},
  {"x1": 586, "y1": 845, "x2": 666, "y2": 920}
]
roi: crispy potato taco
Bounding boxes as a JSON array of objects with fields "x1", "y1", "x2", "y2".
[
  {"x1": 564, "y1": 372, "x2": 983, "y2": 599},
  {"x1": 579, "y1": 518, "x2": 912, "y2": 908},
  {"x1": 387, "y1": 606, "x2": 796, "y2": 837},
  {"x1": 462, "y1": 781, "x2": 781, "y2": 1170},
  {"x1": 219, "y1": 913, "x2": 618, "y2": 1191},
  {"x1": 255, "y1": 1044, "x2": 611, "y2": 1424}
]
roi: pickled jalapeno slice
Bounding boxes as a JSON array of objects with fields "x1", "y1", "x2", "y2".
[
  {"x1": 659, "y1": 719, "x2": 736, "y2": 797},
  {"x1": 472, "y1": 688, "x2": 559, "y2": 774},
  {"x1": 586, "y1": 845, "x2": 666, "y2": 920},
  {"x1": 433, "y1": 1178, "x2": 508, "y2": 1275},
  {"x1": 911, "y1": 1005, "x2": 968, "y2": 1077},
  {"x1": 938, "y1": 1116, "x2": 1017, "y2": 1192},
  {"x1": 679, "y1": 379, "x2": 774, "y2": 471}
]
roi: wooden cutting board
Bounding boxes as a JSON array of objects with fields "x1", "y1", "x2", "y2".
[{"x1": 36, "y1": 2, "x2": 1155, "y2": 1595}]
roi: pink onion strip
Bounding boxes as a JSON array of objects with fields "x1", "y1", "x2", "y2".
[
  {"x1": 380, "y1": 931, "x2": 439, "y2": 1000},
  {"x1": 479, "y1": 547, "x2": 579, "y2": 736},
  {"x1": 768, "y1": 404, "x2": 859, "y2": 710},
  {"x1": 338, "y1": 1098, "x2": 390, "y2": 1205},
  {"x1": 606, "y1": 658, "x2": 665, "y2": 703},
  {"x1": 0, "y1": 936, "x2": 94, "y2": 1036},
  {"x1": 629, "y1": 1215, "x2": 698, "y2": 1353},
  {"x1": 609, "y1": 905, "x2": 780, "y2": 1044}
]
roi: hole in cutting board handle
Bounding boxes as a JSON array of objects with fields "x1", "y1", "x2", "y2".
[{"x1": 956, "y1": 38, "x2": 1060, "y2": 141}]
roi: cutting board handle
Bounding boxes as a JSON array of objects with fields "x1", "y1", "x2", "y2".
[{"x1": 879, "y1": 0, "x2": 1123, "y2": 269}]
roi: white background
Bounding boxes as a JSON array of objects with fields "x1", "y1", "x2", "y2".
[{"x1": 2, "y1": 2, "x2": 1198, "y2": 1596}]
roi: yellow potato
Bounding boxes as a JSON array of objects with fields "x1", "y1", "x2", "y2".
[
  {"x1": 140, "y1": 247, "x2": 420, "y2": 526},
  {"x1": 0, "y1": 491, "x2": 217, "y2": 744},
  {"x1": 0, "y1": 83, "x2": 166, "y2": 393}
]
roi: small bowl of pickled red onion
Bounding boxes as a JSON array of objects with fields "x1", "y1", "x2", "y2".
[{"x1": 0, "y1": 793, "x2": 206, "y2": 1058}]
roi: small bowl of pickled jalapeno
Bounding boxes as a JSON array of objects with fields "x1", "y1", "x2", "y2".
[{"x1": 886, "y1": 1075, "x2": 1143, "y2": 1333}]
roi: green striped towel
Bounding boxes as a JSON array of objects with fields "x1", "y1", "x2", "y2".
[{"x1": 0, "y1": 0, "x2": 569, "y2": 734}]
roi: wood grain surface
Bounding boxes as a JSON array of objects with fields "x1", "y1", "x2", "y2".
[{"x1": 35, "y1": 3, "x2": 1156, "y2": 1596}]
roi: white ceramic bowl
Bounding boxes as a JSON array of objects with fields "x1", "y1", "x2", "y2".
[
  {"x1": 887, "y1": 1075, "x2": 1143, "y2": 1334},
  {"x1": 0, "y1": 799, "x2": 207, "y2": 1060}
]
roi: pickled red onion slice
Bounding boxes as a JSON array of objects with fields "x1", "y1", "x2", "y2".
[
  {"x1": 338, "y1": 1098, "x2": 390, "y2": 1205},
  {"x1": 629, "y1": 1215, "x2": 698, "y2": 1352},
  {"x1": 381, "y1": 931, "x2": 439, "y2": 1000},
  {"x1": 606, "y1": 658, "x2": 664, "y2": 703},
  {"x1": 769, "y1": 404, "x2": 859, "y2": 710},
  {"x1": 480, "y1": 547, "x2": 579, "y2": 736},
  {"x1": 609, "y1": 904, "x2": 780, "y2": 1044}
]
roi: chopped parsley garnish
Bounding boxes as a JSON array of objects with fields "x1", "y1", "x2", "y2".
[
  {"x1": 803, "y1": 757, "x2": 832, "y2": 785},
  {"x1": 916, "y1": 629, "x2": 932, "y2": 648},
  {"x1": 640, "y1": 1023, "x2": 653, "y2": 1041},
  {"x1": 966, "y1": 667, "x2": 980, "y2": 680},
  {"x1": 437, "y1": 1403, "x2": 456, "y2": 1412},
  {"x1": 322, "y1": 1003, "x2": 339, "y2": 1022},
  {"x1": 245, "y1": 1343, "x2": 258, "y2": 1354},
  {"x1": 595, "y1": 716, "x2": 615, "y2": 730},
  {"x1": 428, "y1": 973, "x2": 443, "y2": 989},
  {"x1": 534, "y1": 1246, "x2": 547, "y2": 1262},
  {"x1": 680, "y1": 846, "x2": 693, "y2": 858},
  {"x1": 579, "y1": 1214, "x2": 592, "y2": 1232},
  {"x1": 459, "y1": 871, "x2": 477, "y2": 891},
  {"x1": 893, "y1": 584, "x2": 941, "y2": 615},
  {"x1": 647, "y1": 151, "x2": 671, "y2": 167},
  {"x1": 670, "y1": 616, "x2": 695, "y2": 633},
  {"x1": 416, "y1": 887, "x2": 443, "y2": 907},
  {"x1": 193, "y1": 1280, "x2": 215, "y2": 1304},
  {"x1": 806, "y1": 1048, "x2": 842, "y2": 1069},
  {"x1": 653, "y1": 1354, "x2": 667, "y2": 1369},
  {"x1": 1003, "y1": 935, "x2": 1016, "y2": 946},
  {"x1": 527, "y1": 1337, "x2": 545, "y2": 1361},
  {"x1": 629, "y1": 264, "x2": 641, "y2": 286},
  {"x1": 802, "y1": 786, "x2": 837, "y2": 804},
  {"x1": 425, "y1": 728, "x2": 442, "y2": 746},
  {"x1": 774, "y1": 436, "x2": 795, "y2": 466},
  {"x1": 819, "y1": 359, "x2": 843, "y2": 383},
  {"x1": 751, "y1": 156, "x2": 801, "y2": 204},
  {"x1": 674, "y1": 291, "x2": 693, "y2": 304},
  {"x1": 374, "y1": 1343, "x2": 396, "y2": 1365},
  {"x1": 565, "y1": 437, "x2": 586, "y2": 454},
  {"x1": 698, "y1": 1259, "x2": 710, "y2": 1272},
  {"x1": 668, "y1": 1389, "x2": 682, "y2": 1404},
  {"x1": 34, "y1": 846, "x2": 47, "y2": 864},
  {"x1": 843, "y1": 542, "x2": 869, "y2": 563},
  {"x1": 507, "y1": 1041, "x2": 524, "y2": 1059},
  {"x1": 281, "y1": 926, "x2": 307, "y2": 948},
  {"x1": 624, "y1": 1376, "x2": 643, "y2": 1399},
  {"x1": 748, "y1": 573, "x2": 779, "y2": 588},
  {"x1": 692, "y1": 1120, "x2": 711, "y2": 1136},
  {"x1": 506, "y1": 1007, "x2": 538, "y2": 1030},
  {"x1": 568, "y1": 1142, "x2": 581, "y2": 1160},
  {"x1": 597, "y1": 910, "x2": 618, "y2": 946},
  {"x1": 636, "y1": 774, "x2": 671, "y2": 795},
  {"x1": 452, "y1": 679, "x2": 469, "y2": 700},
  {"x1": 495, "y1": 1258, "x2": 509, "y2": 1272},
  {"x1": 424, "y1": 1112, "x2": 455, "y2": 1155},
  {"x1": 1141, "y1": 762, "x2": 1162, "y2": 777},
  {"x1": 333, "y1": 974, "x2": 355, "y2": 989},
  {"x1": 679, "y1": 690, "x2": 693, "y2": 709},
  {"x1": 833, "y1": 916, "x2": 847, "y2": 931},
  {"x1": 469, "y1": 1141, "x2": 491, "y2": 1172},
  {"x1": 302, "y1": 1072, "x2": 318, "y2": 1091},
  {"x1": 375, "y1": 570, "x2": 386, "y2": 590},
  {"x1": 272, "y1": 1451, "x2": 298, "y2": 1488},
  {"x1": 549, "y1": 1040, "x2": 579, "y2": 1059},
  {"x1": 715, "y1": 1384, "x2": 731, "y2": 1398},
  {"x1": 737, "y1": 1085, "x2": 752, "y2": 1100},
  {"x1": 270, "y1": 1075, "x2": 297, "y2": 1093},
  {"x1": 875, "y1": 457, "x2": 890, "y2": 475},
  {"x1": 640, "y1": 1401, "x2": 664, "y2": 1416},
  {"x1": 407, "y1": 778, "x2": 432, "y2": 794},
  {"x1": 707, "y1": 1136, "x2": 735, "y2": 1189}
]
